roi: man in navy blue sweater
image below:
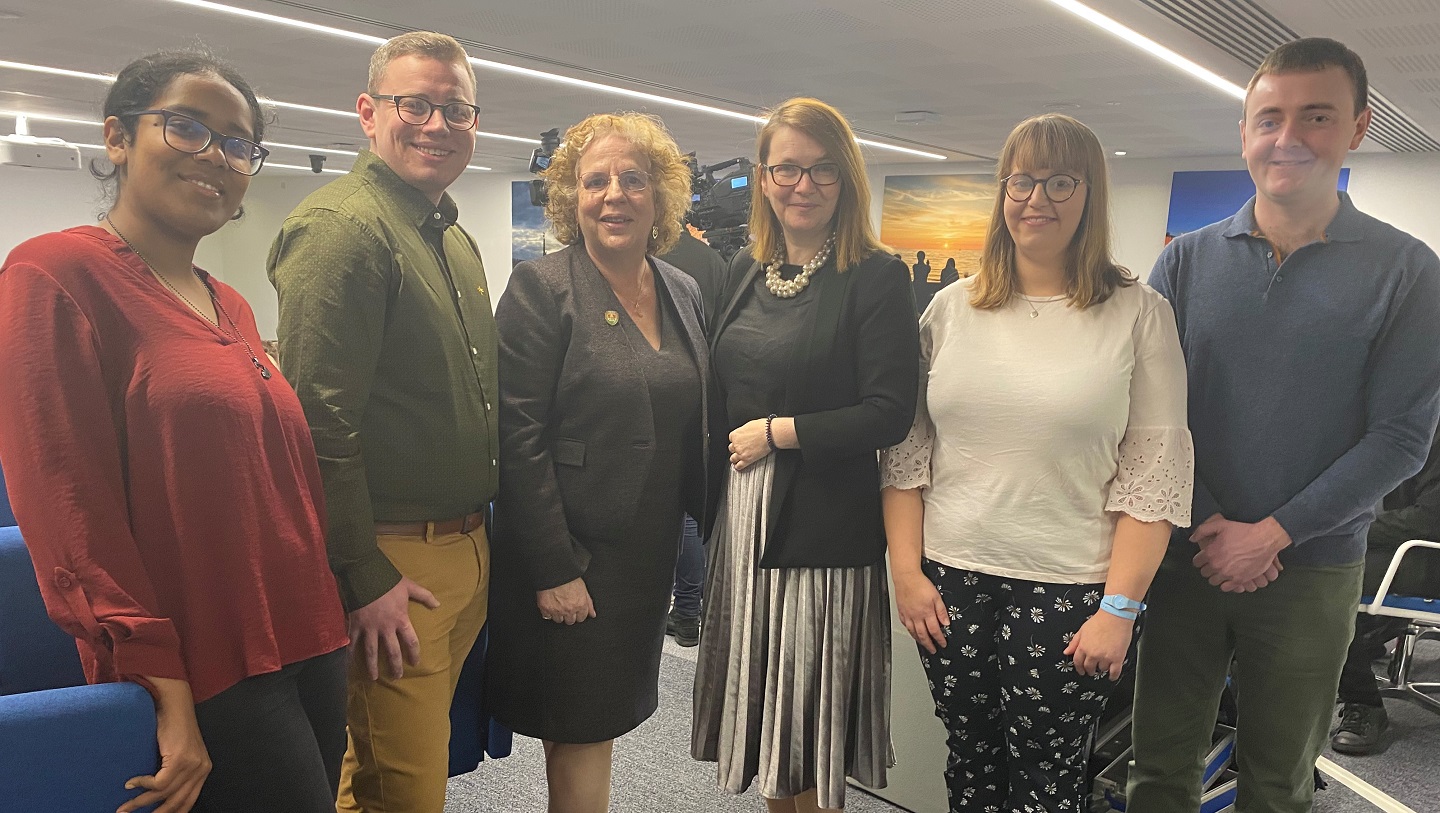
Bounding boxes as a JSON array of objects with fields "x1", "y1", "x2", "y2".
[{"x1": 1128, "y1": 38, "x2": 1440, "y2": 812}]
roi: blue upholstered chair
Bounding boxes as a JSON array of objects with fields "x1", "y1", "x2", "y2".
[
  {"x1": 0, "y1": 524, "x2": 159, "y2": 811},
  {"x1": 0, "y1": 525, "x2": 86, "y2": 694}
]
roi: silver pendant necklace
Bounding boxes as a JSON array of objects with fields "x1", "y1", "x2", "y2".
[{"x1": 105, "y1": 214, "x2": 272, "y2": 380}]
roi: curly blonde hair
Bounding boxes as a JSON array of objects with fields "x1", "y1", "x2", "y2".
[{"x1": 542, "y1": 113, "x2": 692, "y2": 256}]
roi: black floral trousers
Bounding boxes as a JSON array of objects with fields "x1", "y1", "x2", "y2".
[{"x1": 916, "y1": 560, "x2": 1128, "y2": 813}]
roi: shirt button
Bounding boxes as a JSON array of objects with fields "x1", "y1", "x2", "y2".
[
  {"x1": 56, "y1": 575, "x2": 73, "y2": 589},
  {"x1": 471, "y1": 347, "x2": 478, "y2": 356},
  {"x1": 1275, "y1": 275, "x2": 1283, "y2": 282},
  {"x1": 433, "y1": 212, "x2": 442, "y2": 220},
  {"x1": 486, "y1": 402, "x2": 492, "y2": 410},
  {"x1": 492, "y1": 458, "x2": 498, "y2": 466},
  {"x1": 1266, "y1": 251, "x2": 1274, "y2": 258},
  {"x1": 456, "y1": 290, "x2": 463, "y2": 299}
]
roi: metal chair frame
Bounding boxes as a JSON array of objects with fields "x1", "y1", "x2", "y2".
[{"x1": 1359, "y1": 539, "x2": 1440, "y2": 715}]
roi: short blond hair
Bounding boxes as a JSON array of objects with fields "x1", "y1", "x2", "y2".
[
  {"x1": 368, "y1": 31, "x2": 476, "y2": 95},
  {"x1": 542, "y1": 113, "x2": 692, "y2": 256},
  {"x1": 970, "y1": 114, "x2": 1132, "y2": 311},
  {"x1": 749, "y1": 98, "x2": 886, "y2": 273}
]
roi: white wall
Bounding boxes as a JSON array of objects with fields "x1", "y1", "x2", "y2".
[
  {"x1": 202, "y1": 168, "x2": 528, "y2": 338},
  {"x1": 866, "y1": 151, "x2": 1440, "y2": 280},
  {"x1": 7, "y1": 152, "x2": 1439, "y2": 339},
  {"x1": 0, "y1": 163, "x2": 527, "y2": 338},
  {"x1": 0, "y1": 163, "x2": 226, "y2": 274}
]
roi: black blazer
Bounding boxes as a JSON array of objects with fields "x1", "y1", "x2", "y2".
[
  {"x1": 496, "y1": 246, "x2": 709, "y2": 590},
  {"x1": 708, "y1": 248, "x2": 919, "y2": 568}
]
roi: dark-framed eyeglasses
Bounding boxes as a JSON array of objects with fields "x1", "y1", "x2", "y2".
[
  {"x1": 371, "y1": 94, "x2": 480, "y2": 130},
  {"x1": 124, "y1": 109, "x2": 269, "y2": 175},
  {"x1": 579, "y1": 169, "x2": 651, "y2": 195},
  {"x1": 763, "y1": 162, "x2": 841, "y2": 187},
  {"x1": 1002, "y1": 173, "x2": 1084, "y2": 203}
]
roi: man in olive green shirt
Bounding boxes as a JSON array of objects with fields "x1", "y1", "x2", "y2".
[{"x1": 268, "y1": 32, "x2": 496, "y2": 813}]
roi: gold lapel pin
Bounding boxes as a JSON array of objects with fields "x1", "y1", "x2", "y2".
[
  {"x1": 604, "y1": 310, "x2": 620, "y2": 326},
  {"x1": 477, "y1": 285, "x2": 486, "y2": 295}
]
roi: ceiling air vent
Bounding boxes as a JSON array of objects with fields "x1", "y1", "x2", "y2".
[{"x1": 1137, "y1": 0, "x2": 1440, "y2": 152}]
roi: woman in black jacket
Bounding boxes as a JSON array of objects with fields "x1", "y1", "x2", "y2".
[
  {"x1": 691, "y1": 97, "x2": 919, "y2": 813},
  {"x1": 489, "y1": 112, "x2": 707, "y2": 812}
]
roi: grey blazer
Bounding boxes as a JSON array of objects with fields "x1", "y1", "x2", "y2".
[{"x1": 494, "y1": 245, "x2": 709, "y2": 590}]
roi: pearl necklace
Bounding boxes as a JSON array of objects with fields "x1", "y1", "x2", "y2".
[{"x1": 764, "y1": 234, "x2": 835, "y2": 298}]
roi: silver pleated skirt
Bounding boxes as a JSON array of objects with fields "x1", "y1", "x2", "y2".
[{"x1": 691, "y1": 455, "x2": 892, "y2": 810}]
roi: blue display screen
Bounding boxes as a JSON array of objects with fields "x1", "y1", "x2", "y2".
[{"x1": 730, "y1": 176, "x2": 748, "y2": 189}]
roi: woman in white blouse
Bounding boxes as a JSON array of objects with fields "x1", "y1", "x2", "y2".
[{"x1": 880, "y1": 114, "x2": 1193, "y2": 813}]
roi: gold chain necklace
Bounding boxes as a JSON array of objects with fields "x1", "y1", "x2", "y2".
[
  {"x1": 105, "y1": 215, "x2": 272, "y2": 380},
  {"x1": 626, "y1": 271, "x2": 650, "y2": 316}
]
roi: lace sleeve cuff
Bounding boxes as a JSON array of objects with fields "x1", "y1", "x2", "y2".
[
  {"x1": 880, "y1": 412, "x2": 933, "y2": 490},
  {"x1": 1105, "y1": 425, "x2": 1195, "y2": 526}
]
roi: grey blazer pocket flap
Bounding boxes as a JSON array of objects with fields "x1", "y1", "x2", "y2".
[{"x1": 553, "y1": 438, "x2": 586, "y2": 467}]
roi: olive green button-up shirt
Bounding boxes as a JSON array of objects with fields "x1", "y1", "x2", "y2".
[{"x1": 268, "y1": 150, "x2": 499, "y2": 611}]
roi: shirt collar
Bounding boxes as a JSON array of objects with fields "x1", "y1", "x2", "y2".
[
  {"x1": 353, "y1": 149, "x2": 459, "y2": 230},
  {"x1": 1223, "y1": 190, "x2": 1364, "y2": 243}
]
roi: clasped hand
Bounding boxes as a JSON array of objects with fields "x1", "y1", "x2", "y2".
[
  {"x1": 1190, "y1": 513, "x2": 1288, "y2": 592},
  {"x1": 728, "y1": 419, "x2": 772, "y2": 471}
]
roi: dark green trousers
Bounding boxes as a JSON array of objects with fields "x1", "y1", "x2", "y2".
[{"x1": 1127, "y1": 552, "x2": 1363, "y2": 813}]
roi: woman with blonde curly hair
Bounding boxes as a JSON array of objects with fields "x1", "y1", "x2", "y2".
[{"x1": 486, "y1": 111, "x2": 708, "y2": 812}]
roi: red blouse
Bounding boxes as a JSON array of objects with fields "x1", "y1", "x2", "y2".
[{"x1": 0, "y1": 226, "x2": 347, "y2": 703}]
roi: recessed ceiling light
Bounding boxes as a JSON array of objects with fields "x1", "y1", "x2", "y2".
[
  {"x1": 160, "y1": 0, "x2": 948, "y2": 160},
  {"x1": 1042, "y1": 102, "x2": 1081, "y2": 111},
  {"x1": 1114, "y1": 150, "x2": 1127, "y2": 156},
  {"x1": 0, "y1": 10, "x2": 23, "y2": 20}
]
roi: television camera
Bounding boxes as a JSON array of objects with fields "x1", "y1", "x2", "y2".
[{"x1": 686, "y1": 156, "x2": 753, "y2": 263}]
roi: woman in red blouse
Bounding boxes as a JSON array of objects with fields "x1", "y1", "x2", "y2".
[{"x1": 0, "y1": 51, "x2": 347, "y2": 813}]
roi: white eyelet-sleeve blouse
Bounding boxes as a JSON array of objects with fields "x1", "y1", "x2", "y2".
[{"x1": 881, "y1": 277, "x2": 1194, "y2": 584}]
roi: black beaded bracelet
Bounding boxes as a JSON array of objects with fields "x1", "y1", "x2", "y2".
[{"x1": 765, "y1": 414, "x2": 778, "y2": 451}]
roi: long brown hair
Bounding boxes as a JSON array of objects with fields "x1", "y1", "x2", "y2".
[
  {"x1": 970, "y1": 114, "x2": 1132, "y2": 311},
  {"x1": 748, "y1": 98, "x2": 886, "y2": 272}
]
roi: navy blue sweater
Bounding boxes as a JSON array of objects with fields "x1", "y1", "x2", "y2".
[{"x1": 1151, "y1": 193, "x2": 1440, "y2": 566}]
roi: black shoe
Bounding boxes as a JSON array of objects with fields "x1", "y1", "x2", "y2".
[
  {"x1": 667, "y1": 610, "x2": 700, "y2": 647},
  {"x1": 1331, "y1": 703, "x2": 1388, "y2": 755}
]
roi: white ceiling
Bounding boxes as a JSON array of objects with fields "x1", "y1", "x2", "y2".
[{"x1": 0, "y1": 0, "x2": 1436, "y2": 177}]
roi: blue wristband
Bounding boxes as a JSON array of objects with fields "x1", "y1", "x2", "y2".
[{"x1": 1099, "y1": 593, "x2": 1146, "y2": 619}]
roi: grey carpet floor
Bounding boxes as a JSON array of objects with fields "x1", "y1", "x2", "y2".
[
  {"x1": 444, "y1": 637, "x2": 904, "y2": 812},
  {"x1": 447, "y1": 636, "x2": 1440, "y2": 812},
  {"x1": 1317, "y1": 635, "x2": 1440, "y2": 812}
]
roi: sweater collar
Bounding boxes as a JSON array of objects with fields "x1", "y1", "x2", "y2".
[
  {"x1": 353, "y1": 150, "x2": 459, "y2": 231},
  {"x1": 1223, "y1": 191, "x2": 1364, "y2": 244}
]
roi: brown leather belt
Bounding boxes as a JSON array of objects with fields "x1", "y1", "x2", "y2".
[{"x1": 374, "y1": 511, "x2": 486, "y2": 537}]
